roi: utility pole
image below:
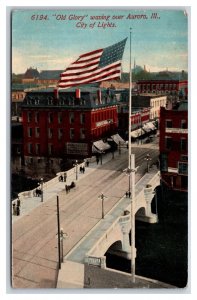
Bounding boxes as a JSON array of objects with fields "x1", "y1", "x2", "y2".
[
  {"x1": 57, "y1": 196, "x2": 61, "y2": 269},
  {"x1": 129, "y1": 28, "x2": 136, "y2": 284}
]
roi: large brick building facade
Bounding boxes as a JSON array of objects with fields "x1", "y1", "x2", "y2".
[
  {"x1": 136, "y1": 79, "x2": 188, "y2": 97},
  {"x1": 159, "y1": 102, "x2": 188, "y2": 191},
  {"x1": 21, "y1": 87, "x2": 119, "y2": 166}
]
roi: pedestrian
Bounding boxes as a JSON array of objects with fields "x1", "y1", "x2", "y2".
[
  {"x1": 64, "y1": 172, "x2": 67, "y2": 182},
  {"x1": 96, "y1": 157, "x2": 99, "y2": 165},
  {"x1": 86, "y1": 160, "x2": 89, "y2": 167},
  {"x1": 12, "y1": 203, "x2": 17, "y2": 215},
  {"x1": 80, "y1": 166, "x2": 82, "y2": 173},
  {"x1": 82, "y1": 166, "x2": 85, "y2": 174},
  {"x1": 16, "y1": 204, "x2": 20, "y2": 216},
  {"x1": 128, "y1": 191, "x2": 131, "y2": 198},
  {"x1": 125, "y1": 191, "x2": 128, "y2": 198}
]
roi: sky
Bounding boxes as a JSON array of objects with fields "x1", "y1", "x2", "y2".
[{"x1": 12, "y1": 8, "x2": 188, "y2": 74}]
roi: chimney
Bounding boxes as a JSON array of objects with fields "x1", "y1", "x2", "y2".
[
  {"x1": 54, "y1": 88, "x2": 59, "y2": 100},
  {"x1": 97, "y1": 89, "x2": 102, "y2": 104},
  {"x1": 76, "y1": 89, "x2": 81, "y2": 99}
]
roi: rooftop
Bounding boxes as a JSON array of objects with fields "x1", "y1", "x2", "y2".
[{"x1": 22, "y1": 86, "x2": 119, "y2": 109}]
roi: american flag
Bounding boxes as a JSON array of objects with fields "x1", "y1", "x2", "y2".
[{"x1": 58, "y1": 38, "x2": 127, "y2": 89}]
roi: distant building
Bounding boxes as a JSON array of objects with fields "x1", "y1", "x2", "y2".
[
  {"x1": 11, "y1": 86, "x2": 26, "y2": 117},
  {"x1": 22, "y1": 67, "x2": 40, "y2": 83},
  {"x1": 132, "y1": 94, "x2": 167, "y2": 120},
  {"x1": 119, "y1": 91, "x2": 167, "y2": 120},
  {"x1": 136, "y1": 79, "x2": 188, "y2": 98},
  {"x1": 21, "y1": 86, "x2": 120, "y2": 167},
  {"x1": 159, "y1": 102, "x2": 188, "y2": 191},
  {"x1": 117, "y1": 103, "x2": 151, "y2": 140},
  {"x1": 36, "y1": 70, "x2": 63, "y2": 85},
  {"x1": 12, "y1": 83, "x2": 43, "y2": 117}
]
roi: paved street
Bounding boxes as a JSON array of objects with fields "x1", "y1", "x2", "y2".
[{"x1": 12, "y1": 144, "x2": 159, "y2": 288}]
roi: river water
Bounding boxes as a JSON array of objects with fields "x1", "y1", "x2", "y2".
[{"x1": 105, "y1": 186, "x2": 188, "y2": 288}]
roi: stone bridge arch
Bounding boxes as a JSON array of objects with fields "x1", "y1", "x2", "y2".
[{"x1": 84, "y1": 172, "x2": 161, "y2": 268}]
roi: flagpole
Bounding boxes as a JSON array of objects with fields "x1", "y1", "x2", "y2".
[
  {"x1": 128, "y1": 29, "x2": 132, "y2": 171},
  {"x1": 129, "y1": 28, "x2": 136, "y2": 284}
]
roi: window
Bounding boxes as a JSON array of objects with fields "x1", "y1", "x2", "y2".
[
  {"x1": 34, "y1": 98, "x2": 40, "y2": 105},
  {"x1": 35, "y1": 127, "x2": 40, "y2": 138},
  {"x1": 58, "y1": 128, "x2": 63, "y2": 140},
  {"x1": 181, "y1": 120, "x2": 187, "y2": 129},
  {"x1": 181, "y1": 138, "x2": 187, "y2": 151},
  {"x1": 27, "y1": 143, "x2": 33, "y2": 154},
  {"x1": 178, "y1": 162, "x2": 188, "y2": 175},
  {"x1": 28, "y1": 127, "x2": 33, "y2": 137},
  {"x1": 80, "y1": 113, "x2": 85, "y2": 124},
  {"x1": 48, "y1": 144, "x2": 53, "y2": 155},
  {"x1": 70, "y1": 128, "x2": 75, "y2": 139},
  {"x1": 58, "y1": 113, "x2": 62, "y2": 124},
  {"x1": 160, "y1": 153, "x2": 168, "y2": 172},
  {"x1": 48, "y1": 128, "x2": 53, "y2": 138},
  {"x1": 35, "y1": 144, "x2": 40, "y2": 155},
  {"x1": 165, "y1": 137, "x2": 172, "y2": 150},
  {"x1": 48, "y1": 113, "x2": 53, "y2": 123},
  {"x1": 69, "y1": 112, "x2": 74, "y2": 124},
  {"x1": 166, "y1": 120, "x2": 172, "y2": 128},
  {"x1": 35, "y1": 112, "x2": 40, "y2": 123},
  {"x1": 80, "y1": 128, "x2": 85, "y2": 139},
  {"x1": 27, "y1": 112, "x2": 32, "y2": 122},
  {"x1": 181, "y1": 155, "x2": 188, "y2": 162}
]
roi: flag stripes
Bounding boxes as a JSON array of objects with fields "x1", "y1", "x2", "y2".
[{"x1": 58, "y1": 38, "x2": 127, "y2": 89}]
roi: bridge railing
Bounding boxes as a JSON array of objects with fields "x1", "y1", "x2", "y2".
[
  {"x1": 14, "y1": 162, "x2": 86, "y2": 203},
  {"x1": 147, "y1": 171, "x2": 160, "y2": 190},
  {"x1": 84, "y1": 171, "x2": 161, "y2": 264}
]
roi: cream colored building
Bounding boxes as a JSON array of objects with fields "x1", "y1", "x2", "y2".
[
  {"x1": 149, "y1": 95, "x2": 167, "y2": 119},
  {"x1": 132, "y1": 94, "x2": 167, "y2": 120}
]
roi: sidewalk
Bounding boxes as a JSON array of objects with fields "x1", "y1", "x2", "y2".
[
  {"x1": 64, "y1": 168, "x2": 159, "y2": 264},
  {"x1": 12, "y1": 148, "x2": 128, "y2": 223}
]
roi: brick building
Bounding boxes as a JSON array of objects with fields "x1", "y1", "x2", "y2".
[
  {"x1": 159, "y1": 102, "x2": 188, "y2": 191},
  {"x1": 21, "y1": 86, "x2": 119, "y2": 167},
  {"x1": 116, "y1": 91, "x2": 164, "y2": 140},
  {"x1": 136, "y1": 79, "x2": 188, "y2": 97},
  {"x1": 117, "y1": 103, "x2": 151, "y2": 140}
]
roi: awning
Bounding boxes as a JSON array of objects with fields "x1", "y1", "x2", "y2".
[
  {"x1": 131, "y1": 128, "x2": 145, "y2": 138},
  {"x1": 146, "y1": 122, "x2": 157, "y2": 130},
  {"x1": 111, "y1": 134, "x2": 125, "y2": 145},
  {"x1": 93, "y1": 140, "x2": 111, "y2": 152},
  {"x1": 142, "y1": 123, "x2": 152, "y2": 133}
]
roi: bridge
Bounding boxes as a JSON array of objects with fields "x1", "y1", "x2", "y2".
[
  {"x1": 57, "y1": 169, "x2": 161, "y2": 288},
  {"x1": 12, "y1": 145, "x2": 174, "y2": 288}
]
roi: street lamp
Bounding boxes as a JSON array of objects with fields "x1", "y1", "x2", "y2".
[
  {"x1": 73, "y1": 160, "x2": 78, "y2": 180},
  {"x1": 98, "y1": 193, "x2": 107, "y2": 219},
  {"x1": 100, "y1": 150, "x2": 104, "y2": 165},
  {"x1": 123, "y1": 167, "x2": 132, "y2": 196},
  {"x1": 144, "y1": 154, "x2": 152, "y2": 173},
  {"x1": 60, "y1": 228, "x2": 68, "y2": 263}
]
